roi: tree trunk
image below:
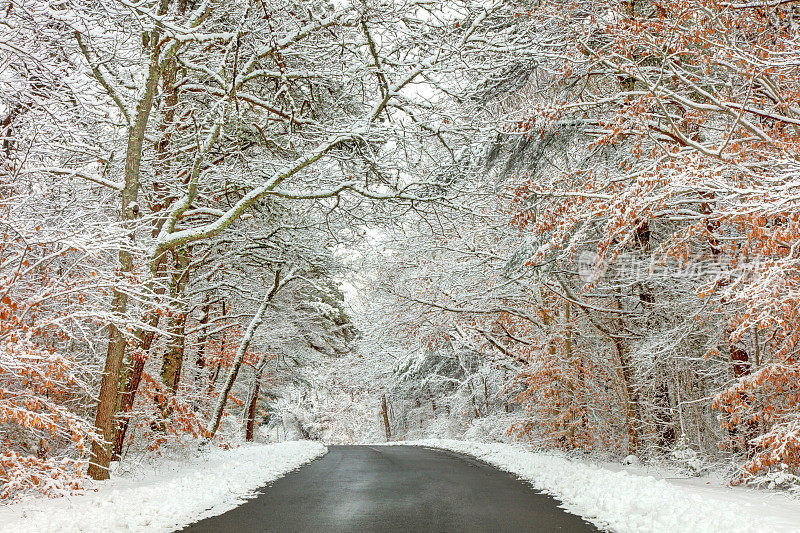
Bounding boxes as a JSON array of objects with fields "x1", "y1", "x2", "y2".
[
  {"x1": 110, "y1": 35, "x2": 187, "y2": 458},
  {"x1": 467, "y1": 380, "x2": 480, "y2": 418},
  {"x1": 161, "y1": 249, "x2": 191, "y2": 394},
  {"x1": 614, "y1": 338, "x2": 640, "y2": 455},
  {"x1": 245, "y1": 367, "x2": 264, "y2": 441},
  {"x1": 88, "y1": 290, "x2": 130, "y2": 479},
  {"x1": 87, "y1": 35, "x2": 165, "y2": 480},
  {"x1": 564, "y1": 301, "x2": 578, "y2": 445},
  {"x1": 111, "y1": 256, "x2": 168, "y2": 460},
  {"x1": 483, "y1": 377, "x2": 490, "y2": 415},
  {"x1": 207, "y1": 270, "x2": 284, "y2": 439},
  {"x1": 195, "y1": 298, "x2": 212, "y2": 369},
  {"x1": 111, "y1": 333, "x2": 152, "y2": 459},
  {"x1": 608, "y1": 295, "x2": 640, "y2": 455},
  {"x1": 244, "y1": 382, "x2": 260, "y2": 441},
  {"x1": 381, "y1": 394, "x2": 391, "y2": 441}
]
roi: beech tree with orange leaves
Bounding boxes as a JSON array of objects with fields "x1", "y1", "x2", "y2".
[
  {"x1": 361, "y1": 0, "x2": 800, "y2": 489},
  {"x1": 507, "y1": 0, "x2": 800, "y2": 482}
]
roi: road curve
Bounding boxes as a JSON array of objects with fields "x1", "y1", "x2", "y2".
[{"x1": 181, "y1": 444, "x2": 598, "y2": 532}]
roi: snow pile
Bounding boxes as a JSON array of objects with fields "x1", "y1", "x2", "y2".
[
  {"x1": 397, "y1": 440, "x2": 800, "y2": 533},
  {"x1": 0, "y1": 441, "x2": 326, "y2": 532}
]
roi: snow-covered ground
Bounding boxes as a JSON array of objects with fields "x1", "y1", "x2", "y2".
[
  {"x1": 393, "y1": 439, "x2": 800, "y2": 533},
  {"x1": 0, "y1": 441, "x2": 326, "y2": 533}
]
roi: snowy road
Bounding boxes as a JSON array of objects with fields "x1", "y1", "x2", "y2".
[{"x1": 180, "y1": 445, "x2": 597, "y2": 532}]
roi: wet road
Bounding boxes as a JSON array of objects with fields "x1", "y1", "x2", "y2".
[{"x1": 181, "y1": 445, "x2": 598, "y2": 532}]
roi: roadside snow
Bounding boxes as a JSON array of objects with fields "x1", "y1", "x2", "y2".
[
  {"x1": 394, "y1": 439, "x2": 800, "y2": 533},
  {"x1": 0, "y1": 441, "x2": 326, "y2": 533}
]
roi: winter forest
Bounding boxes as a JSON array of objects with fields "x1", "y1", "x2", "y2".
[{"x1": 3, "y1": 0, "x2": 800, "y2": 525}]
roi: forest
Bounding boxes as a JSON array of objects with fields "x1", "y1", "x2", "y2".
[{"x1": 2, "y1": 0, "x2": 800, "y2": 504}]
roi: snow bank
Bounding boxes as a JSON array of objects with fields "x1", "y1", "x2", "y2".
[
  {"x1": 0, "y1": 441, "x2": 326, "y2": 532},
  {"x1": 395, "y1": 439, "x2": 800, "y2": 533}
]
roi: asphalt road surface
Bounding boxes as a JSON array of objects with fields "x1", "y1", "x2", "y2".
[{"x1": 181, "y1": 445, "x2": 598, "y2": 532}]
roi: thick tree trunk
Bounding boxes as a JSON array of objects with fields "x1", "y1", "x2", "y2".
[
  {"x1": 111, "y1": 256, "x2": 168, "y2": 460},
  {"x1": 87, "y1": 41, "x2": 165, "y2": 479},
  {"x1": 156, "y1": 41, "x2": 190, "y2": 395},
  {"x1": 161, "y1": 249, "x2": 191, "y2": 394},
  {"x1": 88, "y1": 290, "x2": 130, "y2": 479},
  {"x1": 614, "y1": 338, "x2": 640, "y2": 455},
  {"x1": 244, "y1": 364, "x2": 265, "y2": 442},
  {"x1": 111, "y1": 331, "x2": 154, "y2": 459},
  {"x1": 110, "y1": 36, "x2": 186, "y2": 458},
  {"x1": 244, "y1": 380, "x2": 260, "y2": 441},
  {"x1": 161, "y1": 314, "x2": 188, "y2": 392},
  {"x1": 608, "y1": 295, "x2": 640, "y2": 455}
]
